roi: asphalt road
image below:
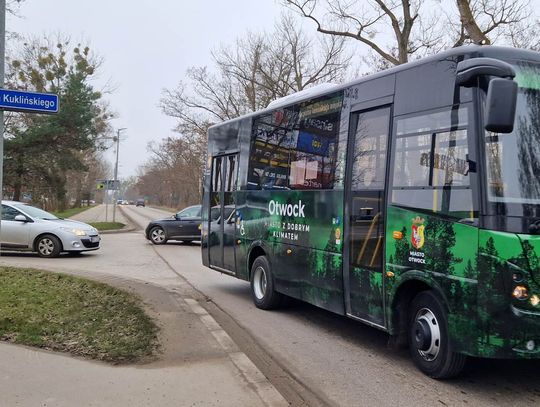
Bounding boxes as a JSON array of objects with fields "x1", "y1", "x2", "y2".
[{"x1": 3, "y1": 204, "x2": 540, "y2": 406}]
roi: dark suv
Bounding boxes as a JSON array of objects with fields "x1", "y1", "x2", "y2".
[
  {"x1": 145, "y1": 205, "x2": 201, "y2": 244},
  {"x1": 136, "y1": 199, "x2": 145, "y2": 207}
]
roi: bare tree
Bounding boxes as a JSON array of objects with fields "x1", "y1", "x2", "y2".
[
  {"x1": 506, "y1": 18, "x2": 540, "y2": 50},
  {"x1": 284, "y1": 0, "x2": 534, "y2": 67},
  {"x1": 65, "y1": 151, "x2": 111, "y2": 207},
  {"x1": 284, "y1": 0, "x2": 429, "y2": 65},
  {"x1": 137, "y1": 137, "x2": 205, "y2": 208},
  {"x1": 154, "y1": 13, "x2": 351, "y2": 206},
  {"x1": 7, "y1": 0, "x2": 24, "y2": 14},
  {"x1": 160, "y1": 13, "x2": 350, "y2": 137},
  {"x1": 215, "y1": 14, "x2": 350, "y2": 106},
  {"x1": 454, "y1": 0, "x2": 529, "y2": 46}
]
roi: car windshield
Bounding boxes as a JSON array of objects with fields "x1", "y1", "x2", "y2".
[
  {"x1": 178, "y1": 205, "x2": 201, "y2": 218},
  {"x1": 485, "y1": 60, "x2": 540, "y2": 204},
  {"x1": 13, "y1": 203, "x2": 58, "y2": 220}
]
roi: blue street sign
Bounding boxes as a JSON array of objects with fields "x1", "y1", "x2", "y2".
[{"x1": 0, "y1": 89, "x2": 59, "y2": 114}]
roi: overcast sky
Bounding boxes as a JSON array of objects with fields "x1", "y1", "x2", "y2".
[
  {"x1": 6, "y1": 0, "x2": 283, "y2": 178},
  {"x1": 6, "y1": 1, "x2": 540, "y2": 178}
]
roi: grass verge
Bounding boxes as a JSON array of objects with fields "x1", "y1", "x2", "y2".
[
  {"x1": 0, "y1": 267, "x2": 158, "y2": 363},
  {"x1": 89, "y1": 222, "x2": 125, "y2": 231},
  {"x1": 53, "y1": 206, "x2": 94, "y2": 219}
]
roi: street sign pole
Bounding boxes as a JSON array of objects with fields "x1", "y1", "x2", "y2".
[
  {"x1": 0, "y1": 2, "x2": 58, "y2": 255},
  {"x1": 0, "y1": 0, "x2": 6, "y2": 252},
  {"x1": 105, "y1": 182, "x2": 109, "y2": 222},
  {"x1": 112, "y1": 135, "x2": 119, "y2": 223},
  {"x1": 112, "y1": 128, "x2": 126, "y2": 223}
]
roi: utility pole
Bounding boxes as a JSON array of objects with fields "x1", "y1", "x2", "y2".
[{"x1": 112, "y1": 127, "x2": 126, "y2": 223}]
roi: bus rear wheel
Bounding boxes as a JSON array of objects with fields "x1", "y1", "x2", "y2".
[
  {"x1": 408, "y1": 291, "x2": 466, "y2": 379},
  {"x1": 250, "y1": 255, "x2": 283, "y2": 310}
]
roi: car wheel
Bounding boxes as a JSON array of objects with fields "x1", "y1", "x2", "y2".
[
  {"x1": 250, "y1": 255, "x2": 283, "y2": 310},
  {"x1": 149, "y1": 226, "x2": 167, "y2": 245},
  {"x1": 408, "y1": 291, "x2": 467, "y2": 379},
  {"x1": 36, "y1": 234, "x2": 62, "y2": 258}
]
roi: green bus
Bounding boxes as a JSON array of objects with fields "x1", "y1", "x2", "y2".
[{"x1": 201, "y1": 45, "x2": 540, "y2": 378}]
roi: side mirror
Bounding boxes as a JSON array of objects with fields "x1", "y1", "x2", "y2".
[
  {"x1": 14, "y1": 214, "x2": 28, "y2": 222},
  {"x1": 456, "y1": 58, "x2": 515, "y2": 86},
  {"x1": 485, "y1": 78, "x2": 518, "y2": 133}
]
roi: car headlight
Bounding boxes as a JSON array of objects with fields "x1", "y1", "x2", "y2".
[{"x1": 61, "y1": 228, "x2": 87, "y2": 236}]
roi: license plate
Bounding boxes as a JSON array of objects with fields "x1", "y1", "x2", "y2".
[{"x1": 90, "y1": 236, "x2": 100, "y2": 243}]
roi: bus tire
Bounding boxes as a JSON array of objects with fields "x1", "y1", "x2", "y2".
[
  {"x1": 408, "y1": 291, "x2": 466, "y2": 379},
  {"x1": 250, "y1": 255, "x2": 283, "y2": 310}
]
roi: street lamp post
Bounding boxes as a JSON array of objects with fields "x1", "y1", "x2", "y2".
[{"x1": 112, "y1": 128, "x2": 126, "y2": 223}]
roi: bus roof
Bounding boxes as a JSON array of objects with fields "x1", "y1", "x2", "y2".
[{"x1": 207, "y1": 45, "x2": 540, "y2": 131}]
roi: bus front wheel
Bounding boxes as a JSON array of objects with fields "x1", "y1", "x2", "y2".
[
  {"x1": 250, "y1": 256, "x2": 283, "y2": 310},
  {"x1": 408, "y1": 291, "x2": 466, "y2": 379}
]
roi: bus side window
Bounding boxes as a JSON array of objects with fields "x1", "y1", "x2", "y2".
[
  {"x1": 246, "y1": 92, "x2": 344, "y2": 191},
  {"x1": 391, "y1": 106, "x2": 476, "y2": 219},
  {"x1": 289, "y1": 94, "x2": 343, "y2": 190},
  {"x1": 247, "y1": 108, "x2": 296, "y2": 190}
]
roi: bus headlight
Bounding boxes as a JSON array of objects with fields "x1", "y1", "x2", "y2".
[
  {"x1": 530, "y1": 294, "x2": 540, "y2": 307},
  {"x1": 512, "y1": 285, "x2": 529, "y2": 300}
]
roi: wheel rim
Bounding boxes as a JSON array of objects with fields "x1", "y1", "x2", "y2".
[
  {"x1": 151, "y1": 228, "x2": 165, "y2": 243},
  {"x1": 38, "y1": 238, "x2": 55, "y2": 256},
  {"x1": 253, "y1": 266, "x2": 267, "y2": 300},
  {"x1": 413, "y1": 307, "x2": 441, "y2": 362}
]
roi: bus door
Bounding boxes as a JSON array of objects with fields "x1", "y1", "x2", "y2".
[
  {"x1": 345, "y1": 106, "x2": 391, "y2": 327},
  {"x1": 209, "y1": 154, "x2": 238, "y2": 272}
]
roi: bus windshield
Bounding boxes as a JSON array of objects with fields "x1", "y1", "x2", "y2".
[{"x1": 485, "y1": 61, "x2": 540, "y2": 204}]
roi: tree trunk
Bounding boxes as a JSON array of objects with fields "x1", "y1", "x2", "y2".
[{"x1": 456, "y1": 0, "x2": 491, "y2": 44}]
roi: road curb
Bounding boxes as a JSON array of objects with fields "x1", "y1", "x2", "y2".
[
  {"x1": 149, "y1": 246, "x2": 290, "y2": 407},
  {"x1": 96, "y1": 205, "x2": 140, "y2": 234},
  {"x1": 124, "y1": 205, "x2": 326, "y2": 406},
  {"x1": 99, "y1": 226, "x2": 136, "y2": 234},
  {"x1": 67, "y1": 205, "x2": 137, "y2": 234},
  {"x1": 183, "y1": 297, "x2": 288, "y2": 406}
]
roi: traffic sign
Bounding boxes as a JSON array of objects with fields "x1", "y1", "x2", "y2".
[
  {"x1": 96, "y1": 179, "x2": 119, "y2": 190},
  {"x1": 0, "y1": 89, "x2": 59, "y2": 114}
]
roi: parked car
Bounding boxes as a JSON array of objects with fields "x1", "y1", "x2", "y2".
[
  {"x1": 145, "y1": 205, "x2": 202, "y2": 245},
  {"x1": 136, "y1": 198, "x2": 145, "y2": 207},
  {"x1": 0, "y1": 200, "x2": 101, "y2": 258}
]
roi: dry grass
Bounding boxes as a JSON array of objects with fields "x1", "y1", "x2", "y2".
[{"x1": 0, "y1": 267, "x2": 158, "y2": 363}]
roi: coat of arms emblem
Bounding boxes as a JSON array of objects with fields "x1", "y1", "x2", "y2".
[{"x1": 411, "y1": 216, "x2": 425, "y2": 249}]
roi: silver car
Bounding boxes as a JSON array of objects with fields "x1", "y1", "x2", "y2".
[{"x1": 0, "y1": 201, "x2": 101, "y2": 257}]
